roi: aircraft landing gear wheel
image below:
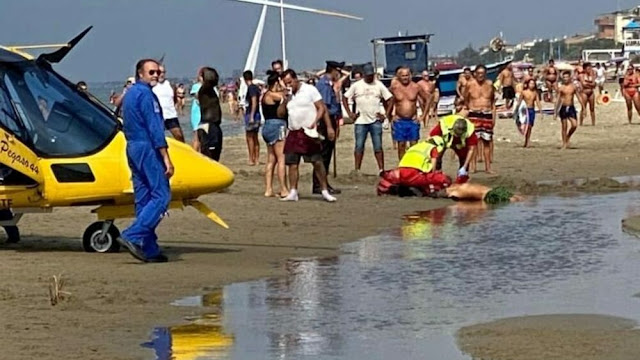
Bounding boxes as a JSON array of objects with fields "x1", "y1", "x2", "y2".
[{"x1": 82, "y1": 221, "x2": 121, "y2": 253}]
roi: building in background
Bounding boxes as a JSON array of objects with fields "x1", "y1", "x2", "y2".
[
  {"x1": 595, "y1": 6, "x2": 640, "y2": 44},
  {"x1": 595, "y1": 13, "x2": 616, "y2": 40}
]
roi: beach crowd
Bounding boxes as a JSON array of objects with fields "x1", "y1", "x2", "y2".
[{"x1": 108, "y1": 55, "x2": 626, "y2": 262}]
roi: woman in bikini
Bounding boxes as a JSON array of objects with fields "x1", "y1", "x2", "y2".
[
  {"x1": 579, "y1": 63, "x2": 597, "y2": 126},
  {"x1": 573, "y1": 62, "x2": 585, "y2": 119},
  {"x1": 175, "y1": 83, "x2": 186, "y2": 116},
  {"x1": 227, "y1": 90, "x2": 239, "y2": 120},
  {"x1": 623, "y1": 66, "x2": 640, "y2": 124}
]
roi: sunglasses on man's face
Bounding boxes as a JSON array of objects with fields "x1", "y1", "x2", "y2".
[{"x1": 148, "y1": 70, "x2": 161, "y2": 76}]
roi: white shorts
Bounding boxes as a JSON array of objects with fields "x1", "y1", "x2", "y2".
[
  {"x1": 595, "y1": 79, "x2": 605, "y2": 86},
  {"x1": 476, "y1": 130, "x2": 493, "y2": 142}
]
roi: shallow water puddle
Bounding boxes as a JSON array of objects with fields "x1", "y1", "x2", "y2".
[
  {"x1": 142, "y1": 289, "x2": 233, "y2": 359},
  {"x1": 144, "y1": 192, "x2": 640, "y2": 359}
]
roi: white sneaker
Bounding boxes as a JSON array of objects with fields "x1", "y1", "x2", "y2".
[
  {"x1": 281, "y1": 191, "x2": 299, "y2": 202},
  {"x1": 321, "y1": 190, "x2": 337, "y2": 202}
]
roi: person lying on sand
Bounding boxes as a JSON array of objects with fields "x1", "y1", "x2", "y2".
[{"x1": 430, "y1": 182, "x2": 523, "y2": 204}]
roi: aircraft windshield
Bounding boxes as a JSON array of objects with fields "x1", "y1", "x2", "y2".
[{"x1": 0, "y1": 61, "x2": 117, "y2": 157}]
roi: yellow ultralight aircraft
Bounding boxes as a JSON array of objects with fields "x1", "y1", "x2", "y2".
[{"x1": 0, "y1": 26, "x2": 234, "y2": 253}]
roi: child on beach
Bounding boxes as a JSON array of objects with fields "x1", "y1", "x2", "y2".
[{"x1": 514, "y1": 79, "x2": 542, "y2": 148}]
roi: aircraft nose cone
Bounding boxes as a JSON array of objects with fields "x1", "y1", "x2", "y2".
[
  {"x1": 168, "y1": 141, "x2": 234, "y2": 197},
  {"x1": 190, "y1": 155, "x2": 235, "y2": 194}
]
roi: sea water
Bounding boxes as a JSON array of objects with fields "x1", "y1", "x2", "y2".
[{"x1": 143, "y1": 192, "x2": 640, "y2": 360}]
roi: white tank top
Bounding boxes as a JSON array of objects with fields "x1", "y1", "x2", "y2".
[{"x1": 152, "y1": 80, "x2": 178, "y2": 120}]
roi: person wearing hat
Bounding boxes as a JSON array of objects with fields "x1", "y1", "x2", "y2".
[
  {"x1": 342, "y1": 63, "x2": 393, "y2": 174},
  {"x1": 314, "y1": 60, "x2": 345, "y2": 195},
  {"x1": 429, "y1": 114, "x2": 477, "y2": 183}
]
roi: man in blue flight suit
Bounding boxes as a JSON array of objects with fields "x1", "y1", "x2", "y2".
[
  {"x1": 314, "y1": 60, "x2": 344, "y2": 195},
  {"x1": 117, "y1": 59, "x2": 174, "y2": 263}
]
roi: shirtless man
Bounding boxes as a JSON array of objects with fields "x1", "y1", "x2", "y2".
[
  {"x1": 418, "y1": 70, "x2": 434, "y2": 126},
  {"x1": 523, "y1": 67, "x2": 535, "y2": 83},
  {"x1": 515, "y1": 79, "x2": 543, "y2": 148},
  {"x1": 522, "y1": 68, "x2": 541, "y2": 99},
  {"x1": 463, "y1": 64, "x2": 495, "y2": 174},
  {"x1": 554, "y1": 71, "x2": 579, "y2": 149},
  {"x1": 432, "y1": 182, "x2": 523, "y2": 203},
  {"x1": 456, "y1": 67, "x2": 472, "y2": 99},
  {"x1": 544, "y1": 59, "x2": 559, "y2": 101},
  {"x1": 429, "y1": 71, "x2": 441, "y2": 122},
  {"x1": 498, "y1": 63, "x2": 516, "y2": 108},
  {"x1": 387, "y1": 66, "x2": 430, "y2": 159},
  {"x1": 579, "y1": 62, "x2": 597, "y2": 126},
  {"x1": 389, "y1": 72, "x2": 401, "y2": 150}
]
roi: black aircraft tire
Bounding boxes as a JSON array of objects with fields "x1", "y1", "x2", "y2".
[{"x1": 82, "y1": 222, "x2": 121, "y2": 253}]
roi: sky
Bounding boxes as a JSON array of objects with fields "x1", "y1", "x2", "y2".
[{"x1": 0, "y1": 0, "x2": 625, "y2": 82}]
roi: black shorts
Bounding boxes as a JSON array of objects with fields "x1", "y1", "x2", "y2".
[
  {"x1": 285, "y1": 152, "x2": 323, "y2": 165},
  {"x1": 559, "y1": 105, "x2": 577, "y2": 121},
  {"x1": 164, "y1": 118, "x2": 181, "y2": 130},
  {"x1": 503, "y1": 86, "x2": 515, "y2": 100},
  {"x1": 197, "y1": 122, "x2": 223, "y2": 161}
]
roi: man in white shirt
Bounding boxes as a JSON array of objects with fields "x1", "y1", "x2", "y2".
[
  {"x1": 595, "y1": 63, "x2": 606, "y2": 95},
  {"x1": 153, "y1": 65, "x2": 185, "y2": 142},
  {"x1": 343, "y1": 64, "x2": 393, "y2": 174},
  {"x1": 279, "y1": 69, "x2": 337, "y2": 202}
]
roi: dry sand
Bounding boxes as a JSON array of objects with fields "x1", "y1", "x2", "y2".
[{"x1": 3, "y1": 83, "x2": 640, "y2": 359}]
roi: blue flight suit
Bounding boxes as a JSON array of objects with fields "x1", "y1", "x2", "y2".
[{"x1": 121, "y1": 81, "x2": 171, "y2": 259}]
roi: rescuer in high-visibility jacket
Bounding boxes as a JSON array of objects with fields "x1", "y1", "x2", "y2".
[
  {"x1": 429, "y1": 114, "x2": 477, "y2": 182},
  {"x1": 377, "y1": 136, "x2": 452, "y2": 196}
]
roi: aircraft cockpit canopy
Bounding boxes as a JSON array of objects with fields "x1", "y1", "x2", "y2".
[{"x1": 0, "y1": 51, "x2": 118, "y2": 158}]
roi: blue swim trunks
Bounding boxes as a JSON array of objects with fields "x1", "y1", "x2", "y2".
[
  {"x1": 244, "y1": 111, "x2": 261, "y2": 132},
  {"x1": 392, "y1": 118, "x2": 420, "y2": 142},
  {"x1": 527, "y1": 108, "x2": 536, "y2": 127}
]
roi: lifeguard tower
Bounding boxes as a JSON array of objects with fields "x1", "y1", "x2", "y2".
[
  {"x1": 622, "y1": 20, "x2": 640, "y2": 58},
  {"x1": 371, "y1": 34, "x2": 433, "y2": 86}
]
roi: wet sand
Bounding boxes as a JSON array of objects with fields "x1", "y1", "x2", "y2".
[
  {"x1": 4, "y1": 83, "x2": 640, "y2": 359},
  {"x1": 457, "y1": 314, "x2": 640, "y2": 360},
  {"x1": 622, "y1": 215, "x2": 640, "y2": 237}
]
